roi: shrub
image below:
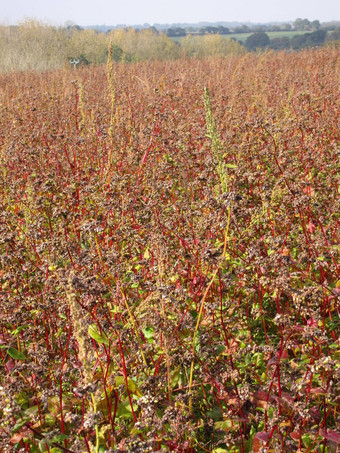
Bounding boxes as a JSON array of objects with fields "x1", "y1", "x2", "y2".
[{"x1": 245, "y1": 32, "x2": 270, "y2": 51}]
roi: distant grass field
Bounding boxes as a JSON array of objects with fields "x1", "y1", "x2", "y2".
[
  {"x1": 228, "y1": 30, "x2": 312, "y2": 43},
  {"x1": 171, "y1": 30, "x2": 317, "y2": 43}
]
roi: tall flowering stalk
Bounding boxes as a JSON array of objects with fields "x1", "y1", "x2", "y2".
[
  {"x1": 203, "y1": 87, "x2": 229, "y2": 194},
  {"x1": 189, "y1": 88, "x2": 232, "y2": 413},
  {"x1": 107, "y1": 41, "x2": 116, "y2": 141},
  {"x1": 106, "y1": 41, "x2": 116, "y2": 183}
]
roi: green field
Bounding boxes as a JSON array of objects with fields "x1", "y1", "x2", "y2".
[
  {"x1": 171, "y1": 30, "x2": 317, "y2": 43},
  {"x1": 227, "y1": 30, "x2": 310, "y2": 43}
]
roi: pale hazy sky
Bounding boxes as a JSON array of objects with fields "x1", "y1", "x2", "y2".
[{"x1": 1, "y1": 0, "x2": 339, "y2": 26}]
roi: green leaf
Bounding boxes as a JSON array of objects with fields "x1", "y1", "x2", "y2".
[
  {"x1": 116, "y1": 399, "x2": 138, "y2": 419},
  {"x1": 190, "y1": 309, "x2": 198, "y2": 320},
  {"x1": 11, "y1": 418, "x2": 30, "y2": 434},
  {"x1": 207, "y1": 406, "x2": 223, "y2": 421},
  {"x1": 11, "y1": 325, "x2": 29, "y2": 336},
  {"x1": 44, "y1": 414, "x2": 56, "y2": 427},
  {"x1": 215, "y1": 419, "x2": 233, "y2": 431},
  {"x1": 24, "y1": 405, "x2": 38, "y2": 416},
  {"x1": 51, "y1": 434, "x2": 69, "y2": 443},
  {"x1": 130, "y1": 427, "x2": 143, "y2": 436},
  {"x1": 142, "y1": 327, "x2": 154, "y2": 339},
  {"x1": 225, "y1": 164, "x2": 238, "y2": 169},
  {"x1": 215, "y1": 345, "x2": 226, "y2": 356},
  {"x1": 302, "y1": 433, "x2": 313, "y2": 448},
  {"x1": 55, "y1": 328, "x2": 64, "y2": 339},
  {"x1": 114, "y1": 376, "x2": 142, "y2": 397},
  {"x1": 15, "y1": 391, "x2": 28, "y2": 407},
  {"x1": 88, "y1": 324, "x2": 109, "y2": 346},
  {"x1": 81, "y1": 241, "x2": 89, "y2": 250},
  {"x1": 39, "y1": 439, "x2": 49, "y2": 452},
  {"x1": 8, "y1": 347, "x2": 27, "y2": 360}
]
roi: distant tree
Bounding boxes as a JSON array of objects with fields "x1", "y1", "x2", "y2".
[
  {"x1": 234, "y1": 25, "x2": 250, "y2": 33},
  {"x1": 290, "y1": 34, "x2": 308, "y2": 49},
  {"x1": 310, "y1": 20, "x2": 321, "y2": 30},
  {"x1": 206, "y1": 26, "x2": 219, "y2": 34},
  {"x1": 306, "y1": 29, "x2": 327, "y2": 45},
  {"x1": 180, "y1": 34, "x2": 246, "y2": 57},
  {"x1": 166, "y1": 27, "x2": 186, "y2": 37},
  {"x1": 198, "y1": 26, "x2": 219, "y2": 35},
  {"x1": 2, "y1": 19, "x2": 71, "y2": 71},
  {"x1": 245, "y1": 32, "x2": 270, "y2": 51},
  {"x1": 326, "y1": 27, "x2": 340, "y2": 41},
  {"x1": 269, "y1": 37, "x2": 290, "y2": 50},
  {"x1": 108, "y1": 28, "x2": 179, "y2": 61},
  {"x1": 322, "y1": 22, "x2": 339, "y2": 31},
  {"x1": 111, "y1": 44, "x2": 124, "y2": 62},
  {"x1": 217, "y1": 26, "x2": 229, "y2": 35},
  {"x1": 293, "y1": 18, "x2": 311, "y2": 30},
  {"x1": 290, "y1": 29, "x2": 326, "y2": 49},
  {"x1": 148, "y1": 26, "x2": 159, "y2": 34},
  {"x1": 69, "y1": 28, "x2": 108, "y2": 64},
  {"x1": 65, "y1": 21, "x2": 82, "y2": 31},
  {"x1": 66, "y1": 25, "x2": 83, "y2": 32}
]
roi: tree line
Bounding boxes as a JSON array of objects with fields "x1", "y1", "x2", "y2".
[
  {"x1": 0, "y1": 19, "x2": 339, "y2": 72},
  {"x1": 0, "y1": 20, "x2": 246, "y2": 72},
  {"x1": 165, "y1": 18, "x2": 339, "y2": 38},
  {"x1": 244, "y1": 28, "x2": 340, "y2": 51}
]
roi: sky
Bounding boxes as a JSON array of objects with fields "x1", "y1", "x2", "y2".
[{"x1": 1, "y1": 0, "x2": 339, "y2": 26}]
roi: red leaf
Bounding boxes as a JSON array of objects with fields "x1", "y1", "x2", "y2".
[
  {"x1": 282, "y1": 392, "x2": 295, "y2": 403},
  {"x1": 6, "y1": 359, "x2": 16, "y2": 373},
  {"x1": 254, "y1": 431, "x2": 269, "y2": 442},
  {"x1": 268, "y1": 357, "x2": 279, "y2": 366},
  {"x1": 292, "y1": 325, "x2": 304, "y2": 332},
  {"x1": 321, "y1": 430, "x2": 340, "y2": 444},
  {"x1": 309, "y1": 407, "x2": 321, "y2": 422},
  {"x1": 310, "y1": 387, "x2": 326, "y2": 394},
  {"x1": 167, "y1": 440, "x2": 192, "y2": 452},
  {"x1": 251, "y1": 390, "x2": 272, "y2": 408},
  {"x1": 253, "y1": 439, "x2": 261, "y2": 452},
  {"x1": 253, "y1": 390, "x2": 270, "y2": 401},
  {"x1": 280, "y1": 349, "x2": 289, "y2": 359},
  {"x1": 230, "y1": 416, "x2": 249, "y2": 422},
  {"x1": 11, "y1": 429, "x2": 31, "y2": 443},
  {"x1": 307, "y1": 317, "x2": 318, "y2": 327},
  {"x1": 253, "y1": 432, "x2": 269, "y2": 452},
  {"x1": 290, "y1": 431, "x2": 300, "y2": 441},
  {"x1": 333, "y1": 287, "x2": 340, "y2": 296},
  {"x1": 307, "y1": 222, "x2": 316, "y2": 233}
]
